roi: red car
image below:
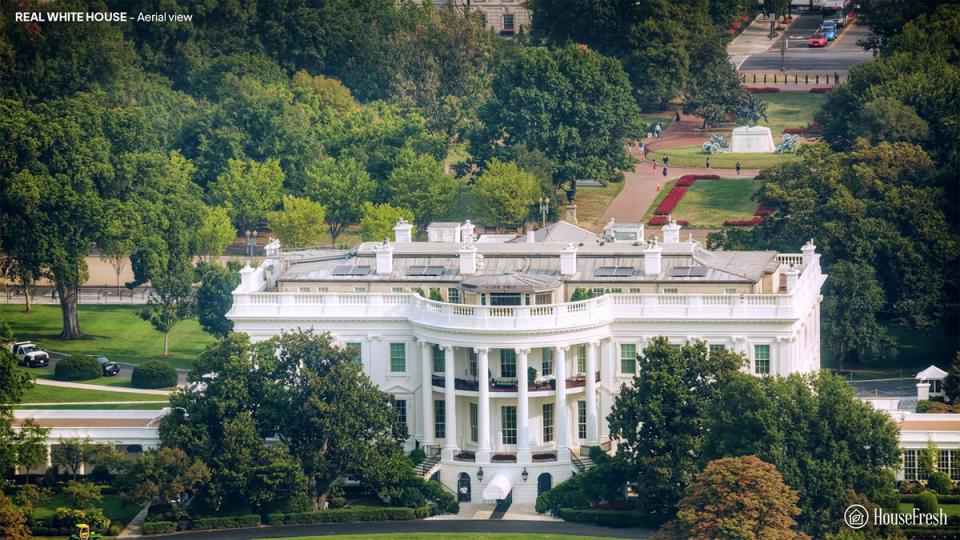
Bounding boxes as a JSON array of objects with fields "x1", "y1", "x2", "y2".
[{"x1": 808, "y1": 32, "x2": 827, "y2": 47}]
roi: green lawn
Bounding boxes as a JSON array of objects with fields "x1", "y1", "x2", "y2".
[
  {"x1": 278, "y1": 535, "x2": 619, "y2": 540},
  {"x1": 0, "y1": 304, "x2": 213, "y2": 369},
  {"x1": 16, "y1": 402, "x2": 170, "y2": 410},
  {"x1": 575, "y1": 181, "x2": 626, "y2": 231},
  {"x1": 822, "y1": 318, "x2": 960, "y2": 374},
  {"x1": 19, "y1": 383, "x2": 169, "y2": 404},
  {"x1": 756, "y1": 92, "x2": 829, "y2": 137},
  {"x1": 670, "y1": 179, "x2": 760, "y2": 228},
  {"x1": 32, "y1": 491, "x2": 141, "y2": 527},
  {"x1": 648, "y1": 144, "x2": 800, "y2": 170},
  {"x1": 899, "y1": 502, "x2": 960, "y2": 516}
]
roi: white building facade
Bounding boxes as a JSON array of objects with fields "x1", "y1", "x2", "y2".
[{"x1": 227, "y1": 219, "x2": 826, "y2": 503}]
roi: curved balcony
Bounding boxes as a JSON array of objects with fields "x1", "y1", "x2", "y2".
[{"x1": 432, "y1": 373, "x2": 599, "y2": 393}]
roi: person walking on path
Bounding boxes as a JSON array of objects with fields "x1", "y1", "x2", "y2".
[
  {"x1": 652, "y1": 158, "x2": 657, "y2": 171},
  {"x1": 706, "y1": 157, "x2": 711, "y2": 169},
  {"x1": 736, "y1": 161, "x2": 742, "y2": 175},
  {"x1": 662, "y1": 166, "x2": 668, "y2": 177},
  {"x1": 654, "y1": 123, "x2": 662, "y2": 138},
  {"x1": 675, "y1": 110, "x2": 681, "y2": 122},
  {"x1": 662, "y1": 154, "x2": 669, "y2": 167}
]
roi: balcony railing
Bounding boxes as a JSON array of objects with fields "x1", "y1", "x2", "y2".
[{"x1": 432, "y1": 372, "x2": 601, "y2": 392}]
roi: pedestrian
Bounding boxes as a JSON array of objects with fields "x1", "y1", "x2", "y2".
[
  {"x1": 675, "y1": 110, "x2": 681, "y2": 122},
  {"x1": 662, "y1": 166, "x2": 668, "y2": 177},
  {"x1": 706, "y1": 157, "x2": 711, "y2": 169},
  {"x1": 656, "y1": 183, "x2": 661, "y2": 192},
  {"x1": 654, "y1": 123, "x2": 662, "y2": 138},
  {"x1": 736, "y1": 161, "x2": 742, "y2": 176},
  {"x1": 638, "y1": 141, "x2": 644, "y2": 154},
  {"x1": 663, "y1": 154, "x2": 669, "y2": 167},
  {"x1": 652, "y1": 158, "x2": 657, "y2": 171}
]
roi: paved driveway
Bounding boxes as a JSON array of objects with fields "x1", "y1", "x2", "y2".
[{"x1": 849, "y1": 378, "x2": 918, "y2": 398}]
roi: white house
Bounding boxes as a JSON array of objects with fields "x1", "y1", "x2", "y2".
[{"x1": 224, "y1": 218, "x2": 827, "y2": 503}]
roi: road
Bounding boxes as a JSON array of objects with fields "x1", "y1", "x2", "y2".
[
  {"x1": 739, "y1": 11, "x2": 874, "y2": 72},
  {"x1": 145, "y1": 519, "x2": 654, "y2": 539}
]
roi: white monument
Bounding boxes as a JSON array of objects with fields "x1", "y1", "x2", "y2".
[{"x1": 730, "y1": 125, "x2": 775, "y2": 153}]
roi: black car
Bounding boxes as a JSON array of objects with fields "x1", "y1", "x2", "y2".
[{"x1": 94, "y1": 355, "x2": 121, "y2": 376}]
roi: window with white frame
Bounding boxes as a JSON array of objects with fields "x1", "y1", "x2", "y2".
[
  {"x1": 577, "y1": 345, "x2": 587, "y2": 374},
  {"x1": 502, "y1": 406, "x2": 517, "y2": 444},
  {"x1": 500, "y1": 349, "x2": 516, "y2": 378},
  {"x1": 754, "y1": 344, "x2": 770, "y2": 375},
  {"x1": 392, "y1": 287, "x2": 405, "y2": 293},
  {"x1": 725, "y1": 288, "x2": 737, "y2": 294},
  {"x1": 393, "y1": 399, "x2": 407, "y2": 432},
  {"x1": 577, "y1": 400, "x2": 587, "y2": 439},
  {"x1": 629, "y1": 288, "x2": 641, "y2": 293},
  {"x1": 353, "y1": 287, "x2": 366, "y2": 293},
  {"x1": 663, "y1": 287, "x2": 679, "y2": 294},
  {"x1": 470, "y1": 403, "x2": 478, "y2": 442},
  {"x1": 543, "y1": 403, "x2": 554, "y2": 442},
  {"x1": 502, "y1": 13, "x2": 515, "y2": 32},
  {"x1": 535, "y1": 292, "x2": 552, "y2": 305},
  {"x1": 448, "y1": 288, "x2": 460, "y2": 304},
  {"x1": 434, "y1": 400, "x2": 445, "y2": 439},
  {"x1": 433, "y1": 344, "x2": 445, "y2": 373},
  {"x1": 299, "y1": 287, "x2": 311, "y2": 293},
  {"x1": 620, "y1": 343, "x2": 637, "y2": 374},
  {"x1": 469, "y1": 349, "x2": 478, "y2": 377},
  {"x1": 541, "y1": 348, "x2": 553, "y2": 376},
  {"x1": 316, "y1": 287, "x2": 328, "y2": 293},
  {"x1": 390, "y1": 343, "x2": 406, "y2": 373},
  {"x1": 903, "y1": 449, "x2": 919, "y2": 480},
  {"x1": 709, "y1": 344, "x2": 726, "y2": 357}
]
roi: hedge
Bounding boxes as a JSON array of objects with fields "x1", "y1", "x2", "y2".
[
  {"x1": 142, "y1": 521, "x2": 177, "y2": 535},
  {"x1": 132, "y1": 360, "x2": 178, "y2": 388},
  {"x1": 54, "y1": 354, "x2": 102, "y2": 381},
  {"x1": 267, "y1": 505, "x2": 430, "y2": 525},
  {"x1": 557, "y1": 508, "x2": 670, "y2": 528},
  {"x1": 191, "y1": 514, "x2": 261, "y2": 530},
  {"x1": 900, "y1": 526, "x2": 960, "y2": 539},
  {"x1": 901, "y1": 494, "x2": 960, "y2": 504}
]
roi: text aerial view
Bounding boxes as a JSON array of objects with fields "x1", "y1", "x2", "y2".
[{"x1": 0, "y1": 0, "x2": 958, "y2": 539}]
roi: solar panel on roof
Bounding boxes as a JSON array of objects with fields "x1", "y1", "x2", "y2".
[
  {"x1": 595, "y1": 266, "x2": 634, "y2": 277},
  {"x1": 332, "y1": 265, "x2": 373, "y2": 276},
  {"x1": 406, "y1": 265, "x2": 445, "y2": 276},
  {"x1": 670, "y1": 266, "x2": 708, "y2": 278}
]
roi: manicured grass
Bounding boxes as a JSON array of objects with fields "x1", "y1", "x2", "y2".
[
  {"x1": 32, "y1": 491, "x2": 141, "y2": 527},
  {"x1": 756, "y1": 92, "x2": 829, "y2": 137},
  {"x1": 648, "y1": 144, "x2": 800, "y2": 170},
  {"x1": 899, "y1": 502, "x2": 960, "y2": 515},
  {"x1": 16, "y1": 402, "x2": 169, "y2": 410},
  {"x1": 821, "y1": 318, "x2": 960, "y2": 373},
  {"x1": 575, "y1": 181, "x2": 626, "y2": 231},
  {"x1": 288, "y1": 533, "x2": 620, "y2": 540},
  {"x1": 20, "y1": 367, "x2": 138, "y2": 388},
  {"x1": 639, "y1": 112, "x2": 675, "y2": 135},
  {"x1": 19, "y1": 383, "x2": 169, "y2": 404},
  {"x1": 0, "y1": 304, "x2": 213, "y2": 369},
  {"x1": 670, "y1": 179, "x2": 760, "y2": 228}
]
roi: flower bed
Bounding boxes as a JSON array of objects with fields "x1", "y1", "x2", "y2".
[
  {"x1": 810, "y1": 87, "x2": 833, "y2": 93},
  {"x1": 783, "y1": 127, "x2": 806, "y2": 135},
  {"x1": 723, "y1": 216, "x2": 764, "y2": 226},
  {"x1": 806, "y1": 121, "x2": 822, "y2": 134},
  {"x1": 532, "y1": 452, "x2": 557, "y2": 462},
  {"x1": 747, "y1": 87, "x2": 780, "y2": 94},
  {"x1": 675, "y1": 174, "x2": 720, "y2": 187},
  {"x1": 654, "y1": 187, "x2": 687, "y2": 215},
  {"x1": 491, "y1": 453, "x2": 517, "y2": 462},
  {"x1": 647, "y1": 216, "x2": 689, "y2": 226},
  {"x1": 754, "y1": 203, "x2": 773, "y2": 217}
]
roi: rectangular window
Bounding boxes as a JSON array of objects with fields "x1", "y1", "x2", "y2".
[
  {"x1": 535, "y1": 292, "x2": 552, "y2": 305},
  {"x1": 629, "y1": 288, "x2": 641, "y2": 293},
  {"x1": 435, "y1": 400, "x2": 445, "y2": 439},
  {"x1": 500, "y1": 349, "x2": 517, "y2": 378},
  {"x1": 354, "y1": 287, "x2": 366, "y2": 293},
  {"x1": 448, "y1": 288, "x2": 460, "y2": 304},
  {"x1": 904, "y1": 449, "x2": 918, "y2": 481},
  {"x1": 392, "y1": 287, "x2": 405, "y2": 293},
  {"x1": 725, "y1": 288, "x2": 737, "y2": 294},
  {"x1": 470, "y1": 403, "x2": 478, "y2": 442},
  {"x1": 469, "y1": 349, "x2": 478, "y2": 377},
  {"x1": 390, "y1": 343, "x2": 406, "y2": 373},
  {"x1": 502, "y1": 13, "x2": 515, "y2": 32},
  {"x1": 620, "y1": 343, "x2": 637, "y2": 374},
  {"x1": 577, "y1": 345, "x2": 587, "y2": 375},
  {"x1": 591, "y1": 288, "x2": 605, "y2": 297},
  {"x1": 663, "y1": 287, "x2": 679, "y2": 294},
  {"x1": 543, "y1": 403, "x2": 554, "y2": 442},
  {"x1": 433, "y1": 344, "x2": 445, "y2": 373},
  {"x1": 299, "y1": 287, "x2": 311, "y2": 293},
  {"x1": 610, "y1": 288, "x2": 622, "y2": 293},
  {"x1": 709, "y1": 344, "x2": 726, "y2": 357},
  {"x1": 948, "y1": 450, "x2": 959, "y2": 481},
  {"x1": 502, "y1": 405, "x2": 517, "y2": 444},
  {"x1": 541, "y1": 348, "x2": 553, "y2": 376},
  {"x1": 316, "y1": 287, "x2": 328, "y2": 293},
  {"x1": 346, "y1": 342, "x2": 362, "y2": 365},
  {"x1": 577, "y1": 400, "x2": 587, "y2": 440},
  {"x1": 394, "y1": 399, "x2": 407, "y2": 431},
  {"x1": 754, "y1": 344, "x2": 770, "y2": 375}
]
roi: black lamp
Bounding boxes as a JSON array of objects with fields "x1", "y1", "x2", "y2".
[
  {"x1": 521, "y1": 467, "x2": 529, "y2": 483},
  {"x1": 477, "y1": 467, "x2": 484, "y2": 482}
]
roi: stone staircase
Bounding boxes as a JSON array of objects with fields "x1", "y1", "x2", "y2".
[
  {"x1": 571, "y1": 453, "x2": 596, "y2": 474},
  {"x1": 415, "y1": 453, "x2": 441, "y2": 478}
]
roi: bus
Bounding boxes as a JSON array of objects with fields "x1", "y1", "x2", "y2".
[{"x1": 822, "y1": 0, "x2": 855, "y2": 27}]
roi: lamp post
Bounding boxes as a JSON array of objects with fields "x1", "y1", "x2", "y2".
[
  {"x1": 477, "y1": 467, "x2": 484, "y2": 482},
  {"x1": 539, "y1": 197, "x2": 549, "y2": 228},
  {"x1": 521, "y1": 467, "x2": 529, "y2": 483},
  {"x1": 245, "y1": 230, "x2": 258, "y2": 260}
]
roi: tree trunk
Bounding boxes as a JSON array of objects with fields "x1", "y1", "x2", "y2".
[
  {"x1": 329, "y1": 224, "x2": 341, "y2": 246},
  {"x1": 116, "y1": 272, "x2": 122, "y2": 296},
  {"x1": 23, "y1": 286, "x2": 31, "y2": 313},
  {"x1": 163, "y1": 332, "x2": 169, "y2": 357},
  {"x1": 56, "y1": 282, "x2": 83, "y2": 339}
]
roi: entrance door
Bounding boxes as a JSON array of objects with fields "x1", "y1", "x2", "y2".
[
  {"x1": 457, "y1": 472, "x2": 472, "y2": 502},
  {"x1": 537, "y1": 473, "x2": 552, "y2": 494}
]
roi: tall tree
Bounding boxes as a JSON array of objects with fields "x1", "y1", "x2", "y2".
[
  {"x1": 0, "y1": 348, "x2": 33, "y2": 478},
  {"x1": 209, "y1": 158, "x2": 285, "y2": 232},
  {"x1": 196, "y1": 206, "x2": 236, "y2": 264},
  {"x1": 268, "y1": 196, "x2": 328, "y2": 249},
  {"x1": 682, "y1": 31, "x2": 751, "y2": 128},
  {"x1": 52, "y1": 437, "x2": 96, "y2": 481},
  {"x1": 14, "y1": 419, "x2": 49, "y2": 484},
  {"x1": 304, "y1": 157, "x2": 374, "y2": 245},
  {"x1": 471, "y1": 159, "x2": 541, "y2": 231},
  {"x1": 944, "y1": 353, "x2": 960, "y2": 403},
  {"x1": 383, "y1": 150, "x2": 456, "y2": 230},
  {"x1": 99, "y1": 200, "x2": 141, "y2": 295},
  {"x1": 607, "y1": 338, "x2": 744, "y2": 516},
  {"x1": 119, "y1": 447, "x2": 211, "y2": 511},
  {"x1": 360, "y1": 203, "x2": 415, "y2": 242},
  {"x1": 194, "y1": 262, "x2": 242, "y2": 338},
  {"x1": 822, "y1": 261, "x2": 896, "y2": 368}
]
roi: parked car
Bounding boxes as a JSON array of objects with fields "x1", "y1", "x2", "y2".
[
  {"x1": 94, "y1": 355, "x2": 121, "y2": 376},
  {"x1": 10, "y1": 341, "x2": 49, "y2": 368},
  {"x1": 808, "y1": 32, "x2": 828, "y2": 47},
  {"x1": 819, "y1": 20, "x2": 837, "y2": 41}
]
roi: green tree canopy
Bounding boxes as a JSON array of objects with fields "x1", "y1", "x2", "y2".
[
  {"x1": 471, "y1": 159, "x2": 541, "y2": 230},
  {"x1": 822, "y1": 261, "x2": 896, "y2": 367},
  {"x1": 268, "y1": 196, "x2": 328, "y2": 249},
  {"x1": 209, "y1": 158, "x2": 285, "y2": 232},
  {"x1": 304, "y1": 157, "x2": 374, "y2": 245},
  {"x1": 383, "y1": 150, "x2": 456, "y2": 229},
  {"x1": 360, "y1": 203, "x2": 415, "y2": 242}
]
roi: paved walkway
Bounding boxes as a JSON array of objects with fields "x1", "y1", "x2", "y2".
[
  {"x1": 728, "y1": 14, "x2": 776, "y2": 68},
  {"x1": 33, "y1": 378, "x2": 172, "y2": 395},
  {"x1": 599, "y1": 114, "x2": 759, "y2": 227},
  {"x1": 429, "y1": 502, "x2": 560, "y2": 522}
]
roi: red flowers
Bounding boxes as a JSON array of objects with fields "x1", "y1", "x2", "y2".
[
  {"x1": 649, "y1": 175, "x2": 722, "y2": 225},
  {"x1": 747, "y1": 87, "x2": 780, "y2": 94},
  {"x1": 676, "y1": 174, "x2": 720, "y2": 187},
  {"x1": 724, "y1": 203, "x2": 773, "y2": 226},
  {"x1": 648, "y1": 216, "x2": 689, "y2": 226},
  {"x1": 654, "y1": 187, "x2": 687, "y2": 215},
  {"x1": 755, "y1": 204, "x2": 773, "y2": 217},
  {"x1": 782, "y1": 127, "x2": 806, "y2": 135}
]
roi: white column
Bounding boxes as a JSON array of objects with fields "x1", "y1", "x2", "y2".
[
  {"x1": 598, "y1": 339, "x2": 613, "y2": 442},
  {"x1": 555, "y1": 345, "x2": 569, "y2": 460},
  {"x1": 476, "y1": 347, "x2": 491, "y2": 461},
  {"x1": 443, "y1": 345, "x2": 458, "y2": 459},
  {"x1": 585, "y1": 341, "x2": 599, "y2": 446},
  {"x1": 420, "y1": 341, "x2": 434, "y2": 446},
  {"x1": 517, "y1": 348, "x2": 531, "y2": 461}
]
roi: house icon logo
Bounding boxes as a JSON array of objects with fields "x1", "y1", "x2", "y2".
[{"x1": 844, "y1": 504, "x2": 869, "y2": 529}]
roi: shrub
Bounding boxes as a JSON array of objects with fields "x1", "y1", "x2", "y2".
[
  {"x1": 536, "y1": 461, "x2": 629, "y2": 516},
  {"x1": 266, "y1": 505, "x2": 424, "y2": 525},
  {"x1": 54, "y1": 355, "x2": 102, "y2": 381},
  {"x1": 190, "y1": 514, "x2": 260, "y2": 530},
  {"x1": 557, "y1": 508, "x2": 669, "y2": 528},
  {"x1": 654, "y1": 187, "x2": 687, "y2": 215},
  {"x1": 588, "y1": 445, "x2": 612, "y2": 464},
  {"x1": 754, "y1": 204, "x2": 774, "y2": 217},
  {"x1": 53, "y1": 507, "x2": 110, "y2": 532},
  {"x1": 131, "y1": 360, "x2": 177, "y2": 389},
  {"x1": 63, "y1": 480, "x2": 102, "y2": 509},
  {"x1": 142, "y1": 521, "x2": 177, "y2": 535},
  {"x1": 917, "y1": 490, "x2": 939, "y2": 514},
  {"x1": 408, "y1": 447, "x2": 426, "y2": 467},
  {"x1": 929, "y1": 471, "x2": 953, "y2": 495}
]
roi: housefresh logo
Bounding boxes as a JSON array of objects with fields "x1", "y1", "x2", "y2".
[{"x1": 844, "y1": 504, "x2": 948, "y2": 529}]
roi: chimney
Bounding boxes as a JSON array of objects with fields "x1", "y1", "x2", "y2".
[
  {"x1": 459, "y1": 245, "x2": 478, "y2": 275},
  {"x1": 375, "y1": 239, "x2": 394, "y2": 275},
  {"x1": 560, "y1": 243, "x2": 577, "y2": 276},
  {"x1": 783, "y1": 266, "x2": 800, "y2": 293},
  {"x1": 527, "y1": 230, "x2": 536, "y2": 243},
  {"x1": 393, "y1": 218, "x2": 413, "y2": 243},
  {"x1": 918, "y1": 382, "x2": 931, "y2": 402},
  {"x1": 602, "y1": 218, "x2": 615, "y2": 241},
  {"x1": 662, "y1": 217, "x2": 681, "y2": 244},
  {"x1": 564, "y1": 203, "x2": 578, "y2": 225},
  {"x1": 264, "y1": 238, "x2": 281, "y2": 258},
  {"x1": 461, "y1": 220, "x2": 476, "y2": 243},
  {"x1": 801, "y1": 239, "x2": 816, "y2": 268},
  {"x1": 239, "y1": 264, "x2": 258, "y2": 291},
  {"x1": 644, "y1": 237, "x2": 663, "y2": 276}
]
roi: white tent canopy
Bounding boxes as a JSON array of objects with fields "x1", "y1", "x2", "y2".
[
  {"x1": 481, "y1": 472, "x2": 512, "y2": 501},
  {"x1": 916, "y1": 365, "x2": 949, "y2": 381}
]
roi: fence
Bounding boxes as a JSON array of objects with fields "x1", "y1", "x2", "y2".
[
  {"x1": 741, "y1": 72, "x2": 846, "y2": 85},
  {"x1": 0, "y1": 286, "x2": 156, "y2": 305}
]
